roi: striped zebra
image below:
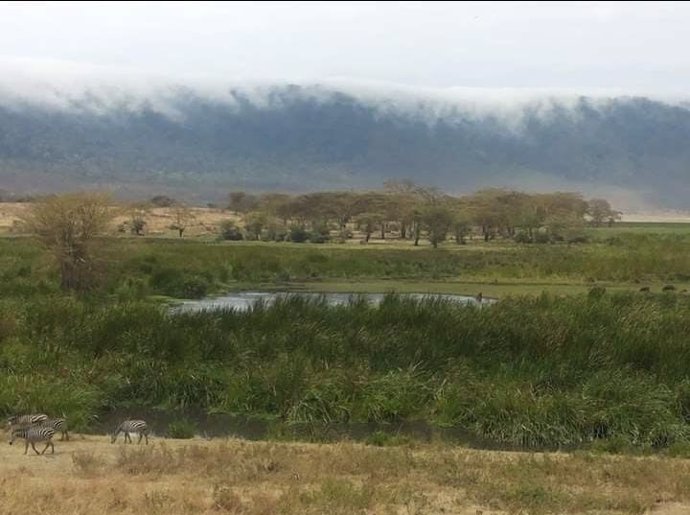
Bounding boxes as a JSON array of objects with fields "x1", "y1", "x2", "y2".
[
  {"x1": 40, "y1": 418, "x2": 69, "y2": 441},
  {"x1": 111, "y1": 420, "x2": 149, "y2": 445},
  {"x1": 9, "y1": 426, "x2": 56, "y2": 455},
  {"x1": 6, "y1": 414, "x2": 48, "y2": 430}
]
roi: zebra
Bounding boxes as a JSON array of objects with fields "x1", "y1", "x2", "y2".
[
  {"x1": 40, "y1": 418, "x2": 69, "y2": 441},
  {"x1": 111, "y1": 420, "x2": 149, "y2": 445},
  {"x1": 6, "y1": 413, "x2": 48, "y2": 430},
  {"x1": 9, "y1": 426, "x2": 56, "y2": 455}
]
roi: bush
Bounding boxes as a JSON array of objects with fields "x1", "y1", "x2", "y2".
[
  {"x1": 219, "y1": 221, "x2": 244, "y2": 241},
  {"x1": 514, "y1": 232, "x2": 533, "y2": 244},
  {"x1": 309, "y1": 231, "x2": 331, "y2": 244},
  {"x1": 167, "y1": 419, "x2": 197, "y2": 439},
  {"x1": 533, "y1": 232, "x2": 551, "y2": 244},
  {"x1": 149, "y1": 268, "x2": 210, "y2": 298},
  {"x1": 288, "y1": 226, "x2": 309, "y2": 243}
]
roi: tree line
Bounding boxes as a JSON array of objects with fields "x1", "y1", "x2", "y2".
[
  {"x1": 17, "y1": 185, "x2": 619, "y2": 292},
  {"x1": 224, "y1": 181, "x2": 621, "y2": 247}
]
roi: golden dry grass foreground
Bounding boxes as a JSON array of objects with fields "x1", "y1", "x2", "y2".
[{"x1": 1, "y1": 435, "x2": 689, "y2": 515}]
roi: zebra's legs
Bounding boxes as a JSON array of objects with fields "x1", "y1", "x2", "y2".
[
  {"x1": 124, "y1": 432, "x2": 131, "y2": 444},
  {"x1": 41, "y1": 441, "x2": 54, "y2": 455},
  {"x1": 31, "y1": 442, "x2": 40, "y2": 455},
  {"x1": 64, "y1": 430, "x2": 69, "y2": 441},
  {"x1": 137, "y1": 432, "x2": 143, "y2": 444},
  {"x1": 144, "y1": 432, "x2": 149, "y2": 445},
  {"x1": 23, "y1": 441, "x2": 29, "y2": 455}
]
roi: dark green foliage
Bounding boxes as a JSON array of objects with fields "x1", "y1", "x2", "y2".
[
  {"x1": 150, "y1": 268, "x2": 210, "y2": 298},
  {"x1": 167, "y1": 419, "x2": 197, "y2": 439},
  {"x1": 219, "y1": 221, "x2": 244, "y2": 241},
  {"x1": 288, "y1": 226, "x2": 309, "y2": 243},
  {"x1": 3, "y1": 291, "x2": 690, "y2": 450}
]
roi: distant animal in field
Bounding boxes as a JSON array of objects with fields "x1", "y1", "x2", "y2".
[
  {"x1": 9, "y1": 426, "x2": 56, "y2": 455},
  {"x1": 475, "y1": 292, "x2": 483, "y2": 304},
  {"x1": 111, "y1": 420, "x2": 149, "y2": 445},
  {"x1": 639, "y1": 287, "x2": 650, "y2": 292},
  {"x1": 662, "y1": 285, "x2": 676, "y2": 292}
]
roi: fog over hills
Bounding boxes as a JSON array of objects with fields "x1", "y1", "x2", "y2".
[{"x1": 1, "y1": 74, "x2": 690, "y2": 209}]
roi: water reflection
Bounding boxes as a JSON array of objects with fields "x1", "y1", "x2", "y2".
[{"x1": 172, "y1": 291, "x2": 491, "y2": 313}]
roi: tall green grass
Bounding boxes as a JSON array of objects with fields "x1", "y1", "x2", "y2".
[
  {"x1": 2, "y1": 292, "x2": 690, "y2": 449},
  {"x1": 3, "y1": 233, "x2": 690, "y2": 300}
]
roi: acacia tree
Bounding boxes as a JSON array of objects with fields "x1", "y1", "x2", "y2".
[
  {"x1": 169, "y1": 203, "x2": 195, "y2": 237},
  {"x1": 244, "y1": 211, "x2": 268, "y2": 240},
  {"x1": 228, "y1": 191, "x2": 259, "y2": 214},
  {"x1": 355, "y1": 212, "x2": 384, "y2": 242},
  {"x1": 587, "y1": 198, "x2": 621, "y2": 227},
  {"x1": 421, "y1": 205, "x2": 454, "y2": 248},
  {"x1": 128, "y1": 203, "x2": 149, "y2": 236},
  {"x1": 21, "y1": 192, "x2": 114, "y2": 291}
]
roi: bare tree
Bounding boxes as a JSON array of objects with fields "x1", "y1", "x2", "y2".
[
  {"x1": 128, "y1": 203, "x2": 150, "y2": 236},
  {"x1": 21, "y1": 192, "x2": 114, "y2": 291},
  {"x1": 169, "y1": 203, "x2": 195, "y2": 237}
]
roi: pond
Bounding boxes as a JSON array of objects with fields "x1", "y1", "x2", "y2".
[{"x1": 171, "y1": 291, "x2": 491, "y2": 313}]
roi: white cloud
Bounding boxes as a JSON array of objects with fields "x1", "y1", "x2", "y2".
[{"x1": 0, "y1": 1, "x2": 689, "y2": 92}]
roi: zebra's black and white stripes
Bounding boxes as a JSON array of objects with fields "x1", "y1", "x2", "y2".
[
  {"x1": 9, "y1": 426, "x2": 56, "y2": 455},
  {"x1": 40, "y1": 418, "x2": 69, "y2": 441},
  {"x1": 6, "y1": 413, "x2": 48, "y2": 429},
  {"x1": 111, "y1": 419, "x2": 149, "y2": 445}
]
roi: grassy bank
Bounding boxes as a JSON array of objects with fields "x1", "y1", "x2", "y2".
[
  {"x1": 2, "y1": 230, "x2": 690, "y2": 300},
  {"x1": 1, "y1": 436, "x2": 690, "y2": 514},
  {"x1": 3, "y1": 293, "x2": 690, "y2": 450}
]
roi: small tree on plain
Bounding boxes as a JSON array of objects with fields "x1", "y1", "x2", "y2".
[
  {"x1": 169, "y1": 203, "x2": 195, "y2": 237},
  {"x1": 421, "y1": 205, "x2": 454, "y2": 248},
  {"x1": 21, "y1": 192, "x2": 114, "y2": 291}
]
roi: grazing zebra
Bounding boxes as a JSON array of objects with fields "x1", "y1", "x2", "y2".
[
  {"x1": 40, "y1": 418, "x2": 69, "y2": 441},
  {"x1": 111, "y1": 420, "x2": 149, "y2": 445},
  {"x1": 9, "y1": 426, "x2": 56, "y2": 455},
  {"x1": 6, "y1": 413, "x2": 48, "y2": 430}
]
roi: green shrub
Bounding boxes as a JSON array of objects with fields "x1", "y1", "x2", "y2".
[
  {"x1": 219, "y1": 221, "x2": 244, "y2": 241},
  {"x1": 288, "y1": 226, "x2": 309, "y2": 243},
  {"x1": 167, "y1": 419, "x2": 197, "y2": 439}
]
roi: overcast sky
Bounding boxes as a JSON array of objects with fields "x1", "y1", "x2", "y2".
[{"x1": 1, "y1": 1, "x2": 689, "y2": 94}]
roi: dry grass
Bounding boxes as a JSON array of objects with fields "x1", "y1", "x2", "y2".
[
  {"x1": 0, "y1": 434, "x2": 689, "y2": 514},
  {"x1": 0, "y1": 203, "x2": 236, "y2": 237}
]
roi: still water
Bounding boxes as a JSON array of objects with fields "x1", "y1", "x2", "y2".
[{"x1": 172, "y1": 291, "x2": 489, "y2": 313}]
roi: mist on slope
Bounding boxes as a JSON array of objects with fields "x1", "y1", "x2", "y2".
[{"x1": 1, "y1": 63, "x2": 689, "y2": 210}]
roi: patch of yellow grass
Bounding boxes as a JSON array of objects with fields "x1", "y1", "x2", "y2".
[
  {"x1": 1, "y1": 435, "x2": 689, "y2": 514},
  {"x1": 0, "y1": 203, "x2": 238, "y2": 237}
]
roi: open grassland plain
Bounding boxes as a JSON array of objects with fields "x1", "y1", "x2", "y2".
[{"x1": 1, "y1": 435, "x2": 690, "y2": 515}]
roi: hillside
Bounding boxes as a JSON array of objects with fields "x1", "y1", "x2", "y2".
[{"x1": 1, "y1": 83, "x2": 690, "y2": 208}]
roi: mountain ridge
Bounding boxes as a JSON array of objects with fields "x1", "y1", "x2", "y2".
[{"x1": 1, "y1": 82, "x2": 689, "y2": 208}]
